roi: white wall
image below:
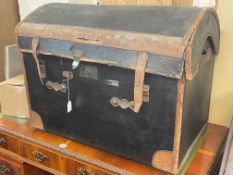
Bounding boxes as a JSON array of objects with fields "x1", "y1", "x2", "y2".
[
  {"x1": 208, "y1": 0, "x2": 233, "y2": 127},
  {"x1": 18, "y1": 0, "x2": 97, "y2": 19}
]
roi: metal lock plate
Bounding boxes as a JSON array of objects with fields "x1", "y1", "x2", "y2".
[
  {"x1": 39, "y1": 60, "x2": 46, "y2": 79},
  {"x1": 142, "y1": 85, "x2": 150, "y2": 103},
  {"x1": 79, "y1": 64, "x2": 98, "y2": 80}
]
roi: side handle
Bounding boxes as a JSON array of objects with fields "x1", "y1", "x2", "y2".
[{"x1": 200, "y1": 39, "x2": 213, "y2": 66}]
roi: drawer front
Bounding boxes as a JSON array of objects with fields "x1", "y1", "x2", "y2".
[
  {"x1": 0, "y1": 133, "x2": 18, "y2": 154},
  {"x1": 18, "y1": 140, "x2": 74, "y2": 174},
  {"x1": 0, "y1": 156, "x2": 23, "y2": 175},
  {"x1": 74, "y1": 160, "x2": 116, "y2": 175}
]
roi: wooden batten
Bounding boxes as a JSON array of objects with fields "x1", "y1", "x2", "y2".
[{"x1": 16, "y1": 23, "x2": 185, "y2": 59}]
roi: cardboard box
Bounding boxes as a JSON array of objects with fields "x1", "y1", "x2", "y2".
[{"x1": 0, "y1": 75, "x2": 29, "y2": 118}]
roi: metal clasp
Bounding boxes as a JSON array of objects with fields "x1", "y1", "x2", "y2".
[
  {"x1": 110, "y1": 52, "x2": 149, "y2": 113},
  {"x1": 72, "y1": 48, "x2": 84, "y2": 70},
  {"x1": 110, "y1": 84, "x2": 150, "y2": 111}
]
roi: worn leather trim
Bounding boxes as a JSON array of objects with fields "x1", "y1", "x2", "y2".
[
  {"x1": 151, "y1": 79, "x2": 184, "y2": 174},
  {"x1": 172, "y1": 79, "x2": 185, "y2": 173},
  {"x1": 184, "y1": 8, "x2": 220, "y2": 80},
  {"x1": 183, "y1": 8, "x2": 220, "y2": 47},
  {"x1": 133, "y1": 51, "x2": 148, "y2": 113},
  {"x1": 152, "y1": 150, "x2": 173, "y2": 173},
  {"x1": 16, "y1": 22, "x2": 185, "y2": 59},
  {"x1": 32, "y1": 37, "x2": 44, "y2": 85},
  {"x1": 19, "y1": 50, "x2": 44, "y2": 131},
  {"x1": 17, "y1": 36, "x2": 185, "y2": 79},
  {"x1": 31, "y1": 110, "x2": 44, "y2": 130},
  {"x1": 15, "y1": 8, "x2": 220, "y2": 81}
]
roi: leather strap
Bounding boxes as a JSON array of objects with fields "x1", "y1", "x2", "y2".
[
  {"x1": 32, "y1": 37, "x2": 44, "y2": 85},
  {"x1": 133, "y1": 51, "x2": 148, "y2": 112},
  {"x1": 109, "y1": 51, "x2": 149, "y2": 112}
]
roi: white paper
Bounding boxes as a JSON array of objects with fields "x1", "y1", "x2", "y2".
[{"x1": 67, "y1": 100, "x2": 72, "y2": 113}]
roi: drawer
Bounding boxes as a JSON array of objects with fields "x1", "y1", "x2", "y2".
[
  {"x1": 74, "y1": 160, "x2": 116, "y2": 175},
  {"x1": 18, "y1": 140, "x2": 116, "y2": 175},
  {"x1": 0, "y1": 155, "x2": 24, "y2": 175},
  {"x1": 0, "y1": 132, "x2": 18, "y2": 153},
  {"x1": 18, "y1": 140, "x2": 74, "y2": 174}
]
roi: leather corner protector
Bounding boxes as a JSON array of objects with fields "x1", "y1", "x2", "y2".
[
  {"x1": 30, "y1": 110, "x2": 44, "y2": 130},
  {"x1": 185, "y1": 46, "x2": 194, "y2": 81},
  {"x1": 152, "y1": 150, "x2": 174, "y2": 173}
]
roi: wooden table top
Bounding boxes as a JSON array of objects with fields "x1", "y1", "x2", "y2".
[{"x1": 0, "y1": 115, "x2": 228, "y2": 175}]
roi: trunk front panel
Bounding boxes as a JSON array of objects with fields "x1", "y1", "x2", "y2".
[{"x1": 23, "y1": 53, "x2": 177, "y2": 166}]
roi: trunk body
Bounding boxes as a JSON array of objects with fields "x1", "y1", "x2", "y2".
[{"x1": 16, "y1": 4, "x2": 220, "y2": 174}]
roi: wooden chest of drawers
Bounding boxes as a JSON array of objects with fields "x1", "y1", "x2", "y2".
[
  {"x1": 18, "y1": 139, "x2": 116, "y2": 175},
  {"x1": 0, "y1": 116, "x2": 228, "y2": 175}
]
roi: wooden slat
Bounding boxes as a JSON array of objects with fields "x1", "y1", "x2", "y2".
[
  {"x1": 101, "y1": 0, "x2": 174, "y2": 6},
  {"x1": 137, "y1": 0, "x2": 174, "y2": 5},
  {"x1": 100, "y1": 0, "x2": 194, "y2": 6},
  {"x1": 173, "y1": 0, "x2": 193, "y2": 6}
]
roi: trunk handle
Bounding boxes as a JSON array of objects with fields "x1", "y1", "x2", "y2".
[{"x1": 200, "y1": 39, "x2": 213, "y2": 66}]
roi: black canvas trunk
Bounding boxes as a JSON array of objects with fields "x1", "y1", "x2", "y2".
[{"x1": 16, "y1": 4, "x2": 220, "y2": 174}]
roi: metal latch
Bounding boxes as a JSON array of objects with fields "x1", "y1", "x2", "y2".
[
  {"x1": 72, "y1": 47, "x2": 84, "y2": 70},
  {"x1": 110, "y1": 52, "x2": 149, "y2": 113},
  {"x1": 45, "y1": 81, "x2": 67, "y2": 93},
  {"x1": 110, "y1": 84, "x2": 149, "y2": 111}
]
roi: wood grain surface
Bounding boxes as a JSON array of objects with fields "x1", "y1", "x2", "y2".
[
  {"x1": 100, "y1": 0, "x2": 193, "y2": 6},
  {"x1": 0, "y1": 116, "x2": 228, "y2": 175}
]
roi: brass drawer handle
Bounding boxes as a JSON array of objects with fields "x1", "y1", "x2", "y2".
[
  {"x1": 0, "y1": 138, "x2": 6, "y2": 145},
  {"x1": 0, "y1": 164, "x2": 11, "y2": 174},
  {"x1": 32, "y1": 151, "x2": 48, "y2": 162},
  {"x1": 78, "y1": 167, "x2": 94, "y2": 175}
]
